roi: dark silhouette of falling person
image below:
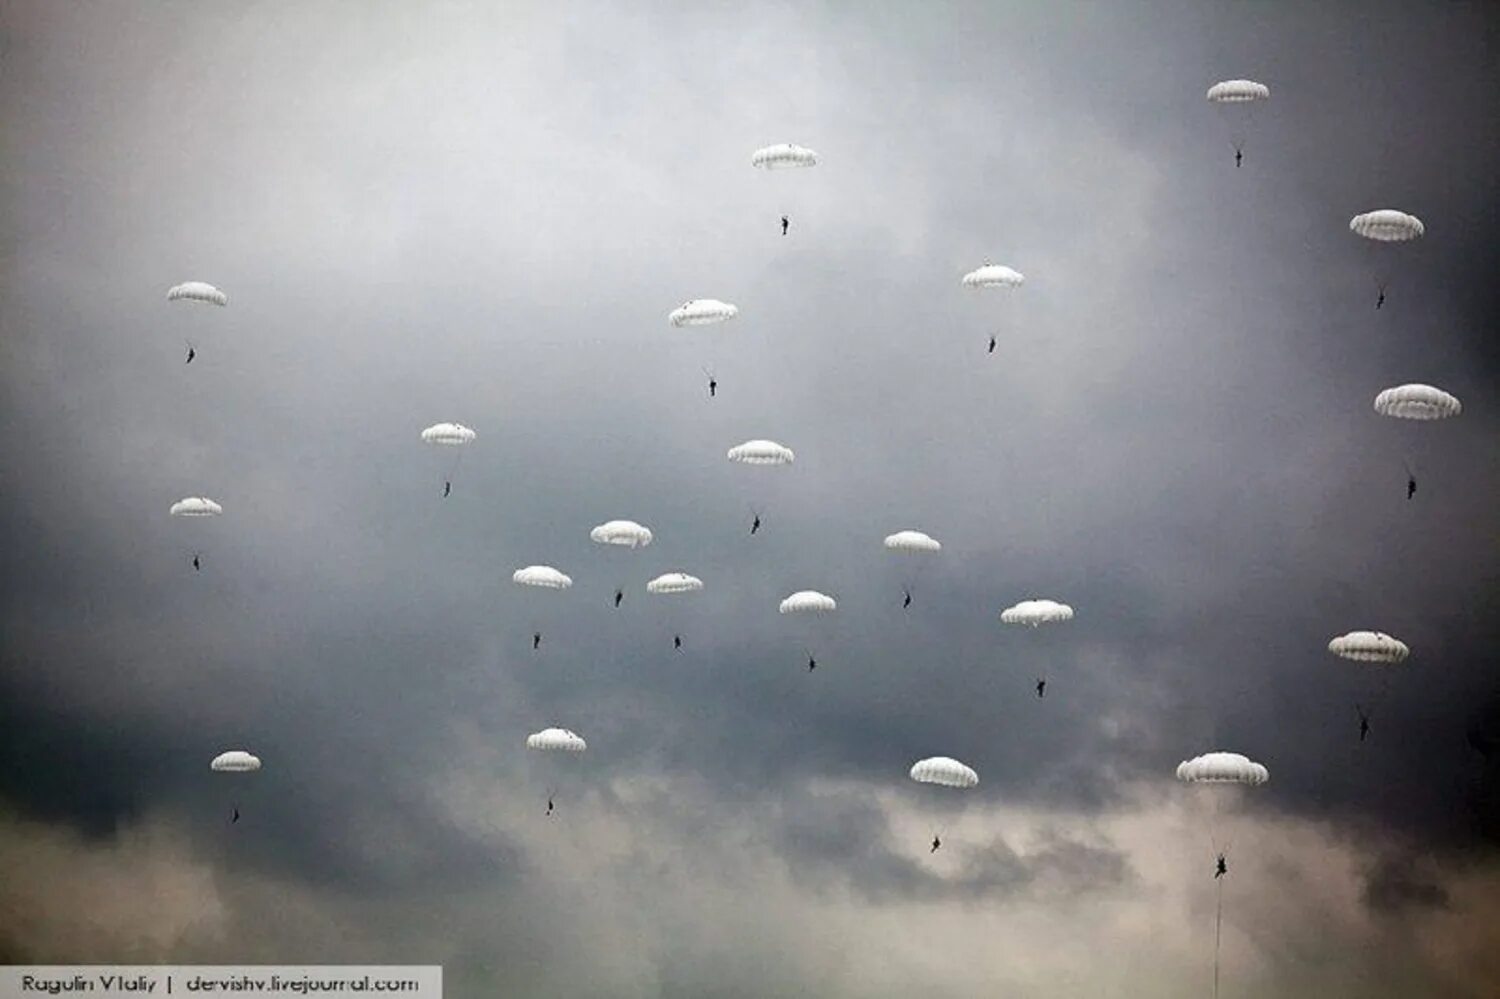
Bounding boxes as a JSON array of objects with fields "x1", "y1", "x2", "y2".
[
  {"x1": 443, "y1": 480, "x2": 452, "y2": 498},
  {"x1": 186, "y1": 346, "x2": 196, "y2": 364},
  {"x1": 615, "y1": 589, "x2": 624, "y2": 608},
  {"x1": 708, "y1": 376, "x2": 717, "y2": 398},
  {"x1": 1234, "y1": 149, "x2": 1243, "y2": 168},
  {"x1": 807, "y1": 656, "x2": 817, "y2": 672},
  {"x1": 231, "y1": 806, "x2": 240, "y2": 824},
  {"x1": 1036, "y1": 678, "x2": 1046, "y2": 698},
  {"x1": 1215, "y1": 854, "x2": 1227, "y2": 878},
  {"x1": 931, "y1": 835, "x2": 941, "y2": 853},
  {"x1": 750, "y1": 513, "x2": 761, "y2": 535},
  {"x1": 988, "y1": 335, "x2": 996, "y2": 354},
  {"x1": 781, "y1": 215, "x2": 789, "y2": 236},
  {"x1": 1376, "y1": 289, "x2": 1386, "y2": 310},
  {"x1": 1357, "y1": 705, "x2": 1372, "y2": 743},
  {"x1": 903, "y1": 590, "x2": 912, "y2": 609},
  {"x1": 533, "y1": 632, "x2": 542, "y2": 651},
  {"x1": 192, "y1": 554, "x2": 201, "y2": 572},
  {"x1": 546, "y1": 796, "x2": 555, "y2": 817},
  {"x1": 1408, "y1": 476, "x2": 1417, "y2": 500},
  {"x1": 674, "y1": 635, "x2": 683, "y2": 651}
]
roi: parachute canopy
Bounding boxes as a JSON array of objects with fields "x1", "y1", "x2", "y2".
[
  {"x1": 1350, "y1": 210, "x2": 1425, "y2": 243},
  {"x1": 170, "y1": 497, "x2": 223, "y2": 518},
  {"x1": 647, "y1": 572, "x2": 703, "y2": 594},
  {"x1": 527, "y1": 728, "x2": 587, "y2": 753},
  {"x1": 751, "y1": 143, "x2": 820, "y2": 170},
  {"x1": 728, "y1": 439, "x2": 795, "y2": 466},
  {"x1": 779, "y1": 590, "x2": 837, "y2": 614},
  {"x1": 962, "y1": 264, "x2": 1025, "y2": 289},
  {"x1": 1176, "y1": 752, "x2": 1269, "y2": 785},
  {"x1": 669, "y1": 299, "x2": 739, "y2": 327},
  {"x1": 1206, "y1": 79, "x2": 1270, "y2": 103},
  {"x1": 1000, "y1": 599, "x2": 1074, "y2": 626},
  {"x1": 1373, "y1": 384, "x2": 1461, "y2": 421},
  {"x1": 168, "y1": 281, "x2": 228, "y2": 306},
  {"x1": 210, "y1": 750, "x2": 261, "y2": 773},
  {"x1": 421, "y1": 423, "x2": 477, "y2": 446},
  {"x1": 884, "y1": 530, "x2": 942, "y2": 553},
  {"x1": 1328, "y1": 631, "x2": 1410, "y2": 664},
  {"x1": 590, "y1": 520, "x2": 654, "y2": 548},
  {"x1": 513, "y1": 565, "x2": 573, "y2": 589},
  {"x1": 910, "y1": 756, "x2": 979, "y2": 788}
]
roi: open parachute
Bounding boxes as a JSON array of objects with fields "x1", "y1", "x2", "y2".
[
  {"x1": 1176, "y1": 752, "x2": 1269, "y2": 786},
  {"x1": 728, "y1": 439, "x2": 795, "y2": 466},
  {"x1": 1206, "y1": 79, "x2": 1270, "y2": 104},
  {"x1": 1328, "y1": 631, "x2": 1410, "y2": 664},
  {"x1": 527, "y1": 728, "x2": 587, "y2": 753},
  {"x1": 171, "y1": 497, "x2": 223, "y2": 517},
  {"x1": 1000, "y1": 599, "x2": 1074, "y2": 626},
  {"x1": 421, "y1": 423, "x2": 477, "y2": 445},
  {"x1": 1350, "y1": 210, "x2": 1425, "y2": 243},
  {"x1": 780, "y1": 590, "x2": 836, "y2": 614},
  {"x1": 647, "y1": 572, "x2": 704, "y2": 594},
  {"x1": 1374, "y1": 384, "x2": 1461, "y2": 421},
  {"x1": 210, "y1": 750, "x2": 261, "y2": 772},
  {"x1": 669, "y1": 299, "x2": 739, "y2": 327},
  {"x1": 590, "y1": 520, "x2": 654, "y2": 548},
  {"x1": 910, "y1": 756, "x2": 979, "y2": 788},
  {"x1": 513, "y1": 565, "x2": 573, "y2": 589},
  {"x1": 962, "y1": 264, "x2": 1025, "y2": 289},
  {"x1": 751, "y1": 143, "x2": 820, "y2": 170},
  {"x1": 168, "y1": 281, "x2": 228, "y2": 306},
  {"x1": 884, "y1": 530, "x2": 941, "y2": 553}
]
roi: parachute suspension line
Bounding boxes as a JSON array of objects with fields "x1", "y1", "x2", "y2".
[{"x1": 1214, "y1": 875, "x2": 1224, "y2": 999}]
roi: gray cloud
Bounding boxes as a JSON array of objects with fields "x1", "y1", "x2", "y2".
[{"x1": 3, "y1": 0, "x2": 1500, "y2": 993}]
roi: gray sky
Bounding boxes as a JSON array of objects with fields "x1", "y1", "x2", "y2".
[{"x1": 4, "y1": 1, "x2": 1500, "y2": 995}]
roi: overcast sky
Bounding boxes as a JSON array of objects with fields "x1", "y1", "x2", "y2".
[{"x1": 4, "y1": 1, "x2": 1500, "y2": 995}]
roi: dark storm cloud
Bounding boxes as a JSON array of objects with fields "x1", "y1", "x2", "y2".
[
  {"x1": 772, "y1": 786, "x2": 1130, "y2": 903},
  {"x1": 1362, "y1": 852, "x2": 1451, "y2": 915},
  {"x1": 3, "y1": 0, "x2": 1500, "y2": 992}
]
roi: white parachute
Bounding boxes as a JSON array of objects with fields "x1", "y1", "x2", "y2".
[
  {"x1": 591, "y1": 520, "x2": 654, "y2": 548},
  {"x1": 647, "y1": 572, "x2": 703, "y2": 595},
  {"x1": 421, "y1": 424, "x2": 476, "y2": 496},
  {"x1": 751, "y1": 143, "x2": 820, "y2": 170},
  {"x1": 780, "y1": 590, "x2": 837, "y2": 615},
  {"x1": 513, "y1": 565, "x2": 573, "y2": 589},
  {"x1": 421, "y1": 423, "x2": 477, "y2": 446},
  {"x1": 527, "y1": 728, "x2": 587, "y2": 753},
  {"x1": 1328, "y1": 631, "x2": 1410, "y2": 664},
  {"x1": 961, "y1": 264, "x2": 1025, "y2": 289},
  {"x1": 752, "y1": 144, "x2": 819, "y2": 235},
  {"x1": 1374, "y1": 384, "x2": 1461, "y2": 421},
  {"x1": 646, "y1": 572, "x2": 703, "y2": 650},
  {"x1": 885, "y1": 531, "x2": 941, "y2": 608},
  {"x1": 1206, "y1": 79, "x2": 1270, "y2": 165},
  {"x1": 728, "y1": 440, "x2": 795, "y2": 535},
  {"x1": 780, "y1": 591, "x2": 838, "y2": 669},
  {"x1": 171, "y1": 497, "x2": 223, "y2": 518},
  {"x1": 1206, "y1": 79, "x2": 1270, "y2": 104},
  {"x1": 168, "y1": 281, "x2": 228, "y2": 306},
  {"x1": 1350, "y1": 211, "x2": 1425, "y2": 306},
  {"x1": 727, "y1": 439, "x2": 795, "y2": 466},
  {"x1": 1177, "y1": 750, "x2": 1269, "y2": 994},
  {"x1": 1000, "y1": 599, "x2": 1074, "y2": 626},
  {"x1": 669, "y1": 299, "x2": 739, "y2": 327},
  {"x1": 909, "y1": 756, "x2": 979, "y2": 788},
  {"x1": 210, "y1": 750, "x2": 261, "y2": 772},
  {"x1": 1350, "y1": 210, "x2": 1425, "y2": 243},
  {"x1": 884, "y1": 530, "x2": 942, "y2": 554},
  {"x1": 1176, "y1": 752, "x2": 1269, "y2": 786}
]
